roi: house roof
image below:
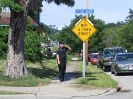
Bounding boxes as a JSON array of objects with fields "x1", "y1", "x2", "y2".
[{"x1": 0, "y1": 16, "x2": 45, "y2": 33}]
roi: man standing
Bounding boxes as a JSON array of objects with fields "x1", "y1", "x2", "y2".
[{"x1": 56, "y1": 41, "x2": 71, "y2": 82}]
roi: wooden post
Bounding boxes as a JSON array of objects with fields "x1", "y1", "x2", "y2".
[{"x1": 85, "y1": 0, "x2": 89, "y2": 65}]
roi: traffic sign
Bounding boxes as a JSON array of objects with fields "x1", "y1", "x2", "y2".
[
  {"x1": 72, "y1": 18, "x2": 97, "y2": 42},
  {"x1": 75, "y1": 9, "x2": 94, "y2": 14}
]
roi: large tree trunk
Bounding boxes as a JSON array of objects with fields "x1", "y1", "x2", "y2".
[{"x1": 4, "y1": 0, "x2": 31, "y2": 79}]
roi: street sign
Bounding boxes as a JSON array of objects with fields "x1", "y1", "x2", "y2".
[
  {"x1": 75, "y1": 9, "x2": 94, "y2": 14},
  {"x1": 72, "y1": 18, "x2": 97, "y2": 42}
]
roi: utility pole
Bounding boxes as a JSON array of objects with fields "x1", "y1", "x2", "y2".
[
  {"x1": 85, "y1": 0, "x2": 89, "y2": 65},
  {"x1": 0, "y1": 8, "x2": 2, "y2": 19}
]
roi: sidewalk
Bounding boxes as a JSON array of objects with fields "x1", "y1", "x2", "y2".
[{"x1": 0, "y1": 57, "x2": 118, "y2": 99}]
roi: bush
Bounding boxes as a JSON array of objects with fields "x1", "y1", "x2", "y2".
[
  {"x1": 0, "y1": 27, "x2": 8, "y2": 59},
  {"x1": 24, "y1": 19, "x2": 43, "y2": 62}
]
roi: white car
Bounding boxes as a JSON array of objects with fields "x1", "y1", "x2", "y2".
[{"x1": 52, "y1": 51, "x2": 57, "y2": 58}]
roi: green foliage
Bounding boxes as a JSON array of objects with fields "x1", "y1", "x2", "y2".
[
  {"x1": 44, "y1": 0, "x2": 75, "y2": 7},
  {"x1": 24, "y1": 19, "x2": 43, "y2": 62},
  {"x1": 117, "y1": 20, "x2": 133, "y2": 51},
  {"x1": 28, "y1": 9, "x2": 37, "y2": 17},
  {"x1": 0, "y1": 27, "x2": 8, "y2": 59},
  {"x1": 125, "y1": 9, "x2": 133, "y2": 22},
  {"x1": 24, "y1": 30, "x2": 43, "y2": 62},
  {"x1": 88, "y1": 15, "x2": 106, "y2": 51},
  {"x1": 0, "y1": 0, "x2": 24, "y2": 12}
]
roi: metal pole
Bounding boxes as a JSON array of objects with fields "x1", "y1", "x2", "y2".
[{"x1": 83, "y1": 42, "x2": 86, "y2": 79}]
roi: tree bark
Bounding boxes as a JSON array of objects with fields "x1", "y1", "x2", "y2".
[{"x1": 4, "y1": 0, "x2": 31, "y2": 79}]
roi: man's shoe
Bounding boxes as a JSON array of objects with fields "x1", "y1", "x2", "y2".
[{"x1": 60, "y1": 79, "x2": 64, "y2": 82}]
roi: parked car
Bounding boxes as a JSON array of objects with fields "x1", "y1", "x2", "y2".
[
  {"x1": 96, "y1": 55, "x2": 102, "y2": 68},
  {"x1": 99, "y1": 47, "x2": 125, "y2": 71},
  {"x1": 88, "y1": 50, "x2": 98, "y2": 61},
  {"x1": 111, "y1": 53, "x2": 133, "y2": 76},
  {"x1": 91, "y1": 54, "x2": 99, "y2": 65},
  {"x1": 52, "y1": 51, "x2": 57, "y2": 58}
]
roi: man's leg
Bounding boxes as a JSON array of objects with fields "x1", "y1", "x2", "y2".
[
  {"x1": 59, "y1": 61, "x2": 66, "y2": 82},
  {"x1": 62, "y1": 61, "x2": 66, "y2": 81},
  {"x1": 58, "y1": 64, "x2": 62, "y2": 80}
]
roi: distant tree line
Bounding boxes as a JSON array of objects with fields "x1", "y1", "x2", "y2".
[{"x1": 55, "y1": 9, "x2": 133, "y2": 53}]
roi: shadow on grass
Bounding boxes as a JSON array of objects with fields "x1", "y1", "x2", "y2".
[
  {"x1": 27, "y1": 61, "x2": 58, "y2": 79},
  {"x1": 76, "y1": 71, "x2": 104, "y2": 81},
  {"x1": 43, "y1": 56, "x2": 56, "y2": 60}
]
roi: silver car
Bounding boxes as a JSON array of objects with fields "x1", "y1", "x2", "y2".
[
  {"x1": 111, "y1": 53, "x2": 133, "y2": 76},
  {"x1": 100, "y1": 47, "x2": 125, "y2": 71}
]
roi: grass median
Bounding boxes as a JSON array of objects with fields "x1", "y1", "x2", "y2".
[{"x1": 77, "y1": 60, "x2": 118, "y2": 88}]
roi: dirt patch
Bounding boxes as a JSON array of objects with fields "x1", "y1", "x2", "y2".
[
  {"x1": 118, "y1": 89, "x2": 132, "y2": 93},
  {"x1": 37, "y1": 82, "x2": 49, "y2": 87}
]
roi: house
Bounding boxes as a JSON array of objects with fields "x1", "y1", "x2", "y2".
[{"x1": 0, "y1": 16, "x2": 44, "y2": 33}]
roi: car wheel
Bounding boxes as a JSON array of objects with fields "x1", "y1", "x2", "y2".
[
  {"x1": 111, "y1": 69, "x2": 114, "y2": 74},
  {"x1": 103, "y1": 66, "x2": 106, "y2": 72},
  {"x1": 96, "y1": 64, "x2": 99, "y2": 68},
  {"x1": 115, "y1": 71, "x2": 118, "y2": 76}
]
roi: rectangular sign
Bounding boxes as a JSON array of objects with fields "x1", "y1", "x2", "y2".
[{"x1": 75, "y1": 9, "x2": 94, "y2": 14}]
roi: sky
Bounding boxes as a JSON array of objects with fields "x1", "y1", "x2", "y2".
[{"x1": 40, "y1": 0, "x2": 133, "y2": 30}]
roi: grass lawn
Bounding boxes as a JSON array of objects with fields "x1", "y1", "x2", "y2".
[
  {"x1": 77, "y1": 60, "x2": 118, "y2": 88},
  {"x1": 0, "y1": 58, "x2": 58, "y2": 87},
  {"x1": 0, "y1": 54, "x2": 73, "y2": 87}
]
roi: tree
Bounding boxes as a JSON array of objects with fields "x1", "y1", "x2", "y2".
[
  {"x1": 0, "y1": 0, "x2": 75, "y2": 79},
  {"x1": 125, "y1": 9, "x2": 133, "y2": 22},
  {"x1": 88, "y1": 15, "x2": 106, "y2": 51}
]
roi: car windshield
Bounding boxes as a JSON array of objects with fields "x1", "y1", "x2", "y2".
[
  {"x1": 104, "y1": 48, "x2": 124, "y2": 54},
  {"x1": 89, "y1": 50, "x2": 97, "y2": 54},
  {"x1": 116, "y1": 54, "x2": 133, "y2": 61},
  {"x1": 94, "y1": 55, "x2": 98, "y2": 58}
]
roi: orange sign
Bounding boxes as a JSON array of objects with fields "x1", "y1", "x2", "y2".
[{"x1": 72, "y1": 18, "x2": 97, "y2": 42}]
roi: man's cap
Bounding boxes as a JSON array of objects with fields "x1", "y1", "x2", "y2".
[{"x1": 59, "y1": 41, "x2": 64, "y2": 44}]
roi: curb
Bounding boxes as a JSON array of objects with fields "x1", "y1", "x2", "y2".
[{"x1": 99, "y1": 84, "x2": 122, "y2": 96}]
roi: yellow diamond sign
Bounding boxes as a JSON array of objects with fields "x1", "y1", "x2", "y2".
[{"x1": 72, "y1": 18, "x2": 97, "y2": 42}]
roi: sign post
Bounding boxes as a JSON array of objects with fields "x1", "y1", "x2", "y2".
[
  {"x1": 72, "y1": 18, "x2": 97, "y2": 79},
  {"x1": 83, "y1": 42, "x2": 86, "y2": 78},
  {"x1": 86, "y1": 0, "x2": 89, "y2": 66}
]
